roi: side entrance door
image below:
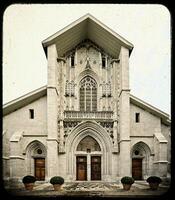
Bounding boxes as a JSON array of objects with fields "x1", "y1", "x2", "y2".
[
  {"x1": 91, "y1": 156, "x2": 101, "y2": 180},
  {"x1": 35, "y1": 158, "x2": 45, "y2": 181},
  {"x1": 76, "y1": 156, "x2": 87, "y2": 181},
  {"x1": 132, "y1": 158, "x2": 142, "y2": 180}
]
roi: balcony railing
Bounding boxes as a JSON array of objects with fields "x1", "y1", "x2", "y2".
[{"x1": 64, "y1": 111, "x2": 113, "y2": 120}]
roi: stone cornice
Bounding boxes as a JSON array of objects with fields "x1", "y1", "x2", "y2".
[
  {"x1": 119, "y1": 89, "x2": 131, "y2": 97},
  {"x1": 47, "y1": 86, "x2": 59, "y2": 96},
  {"x1": 9, "y1": 156, "x2": 25, "y2": 160}
]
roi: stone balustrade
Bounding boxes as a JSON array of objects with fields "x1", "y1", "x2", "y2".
[{"x1": 64, "y1": 111, "x2": 113, "y2": 120}]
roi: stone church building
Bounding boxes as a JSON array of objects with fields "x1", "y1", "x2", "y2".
[{"x1": 3, "y1": 14, "x2": 171, "y2": 185}]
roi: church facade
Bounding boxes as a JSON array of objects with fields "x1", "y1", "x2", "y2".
[{"x1": 3, "y1": 14, "x2": 171, "y2": 185}]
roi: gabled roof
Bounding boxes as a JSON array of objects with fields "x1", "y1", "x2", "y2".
[
  {"x1": 3, "y1": 86, "x2": 47, "y2": 116},
  {"x1": 130, "y1": 94, "x2": 170, "y2": 125},
  {"x1": 42, "y1": 13, "x2": 134, "y2": 58}
]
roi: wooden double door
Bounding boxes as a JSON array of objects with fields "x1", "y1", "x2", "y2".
[
  {"x1": 35, "y1": 158, "x2": 45, "y2": 181},
  {"x1": 76, "y1": 156, "x2": 101, "y2": 181}
]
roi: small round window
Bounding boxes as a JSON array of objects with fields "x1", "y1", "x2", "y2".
[
  {"x1": 135, "y1": 150, "x2": 139, "y2": 155},
  {"x1": 37, "y1": 149, "x2": 42, "y2": 154}
]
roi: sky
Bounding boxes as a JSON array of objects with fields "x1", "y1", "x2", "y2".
[{"x1": 3, "y1": 4, "x2": 171, "y2": 115}]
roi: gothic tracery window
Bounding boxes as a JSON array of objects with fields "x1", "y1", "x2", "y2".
[
  {"x1": 77, "y1": 136, "x2": 101, "y2": 151},
  {"x1": 79, "y1": 76, "x2": 97, "y2": 111}
]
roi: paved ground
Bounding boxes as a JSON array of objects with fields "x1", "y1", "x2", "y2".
[{"x1": 4, "y1": 181, "x2": 171, "y2": 198}]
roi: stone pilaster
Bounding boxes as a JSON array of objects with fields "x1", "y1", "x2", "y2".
[
  {"x1": 153, "y1": 128, "x2": 168, "y2": 177},
  {"x1": 47, "y1": 44, "x2": 59, "y2": 178},
  {"x1": 118, "y1": 46, "x2": 131, "y2": 177}
]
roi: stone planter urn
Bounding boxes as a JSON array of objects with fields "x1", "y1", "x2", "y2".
[
  {"x1": 121, "y1": 176, "x2": 135, "y2": 191},
  {"x1": 122, "y1": 183, "x2": 132, "y2": 191},
  {"x1": 50, "y1": 176, "x2": 64, "y2": 191},
  {"x1": 24, "y1": 183, "x2": 35, "y2": 191},
  {"x1": 53, "y1": 184, "x2": 62, "y2": 191},
  {"x1": 146, "y1": 176, "x2": 162, "y2": 190},
  {"x1": 22, "y1": 175, "x2": 36, "y2": 191}
]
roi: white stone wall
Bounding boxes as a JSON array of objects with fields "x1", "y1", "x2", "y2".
[
  {"x1": 130, "y1": 102, "x2": 170, "y2": 178},
  {"x1": 3, "y1": 96, "x2": 47, "y2": 138},
  {"x1": 3, "y1": 96, "x2": 47, "y2": 181},
  {"x1": 130, "y1": 103, "x2": 160, "y2": 137}
]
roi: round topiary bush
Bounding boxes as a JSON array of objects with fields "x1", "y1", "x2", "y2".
[
  {"x1": 146, "y1": 176, "x2": 162, "y2": 183},
  {"x1": 50, "y1": 176, "x2": 64, "y2": 185},
  {"x1": 121, "y1": 176, "x2": 135, "y2": 185},
  {"x1": 22, "y1": 175, "x2": 36, "y2": 184}
]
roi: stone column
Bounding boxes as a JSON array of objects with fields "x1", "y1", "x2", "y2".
[
  {"x1": 47, "y1": 44, "x2": 59, "y2": 179},
  {"x1": 118, "y1": 46, "x2": 131, "y2": 177}
]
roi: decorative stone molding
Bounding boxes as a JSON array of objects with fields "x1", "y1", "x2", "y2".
[
  {"x1": 65, "y1": 80, "x2": 75, "y2": 97},
  {"x1": 102, "y1": 81, "x2": 112, "y2": 97},
  {"x1": 98, "y1": 122, "x2": 113, "y2": 135},
  {"x1": 64, "y1": 39, "x2": 115, "y2": 59},
  {"x1": 63, "y1": 121, "x2": 81, "y2": 136},
  {"x1": 10, "y1": 131, "x2": 24, "y2": 142},
  {"x1": 64, "y1": 111, "x2": 113, "y2": 120}
]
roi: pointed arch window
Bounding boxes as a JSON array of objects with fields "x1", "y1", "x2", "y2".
[
  {"x1": 79, "y1": 76, "x2": 97, "y2": 111},
  {"x1": 77, "y1": 136, "x2": 101, "y2": 152}
]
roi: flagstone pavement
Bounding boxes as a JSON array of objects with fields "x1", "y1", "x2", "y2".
[{"x1": 4, "y1": 181, "x2": 171, "y2": 198}]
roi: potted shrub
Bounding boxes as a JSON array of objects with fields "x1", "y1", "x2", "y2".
[
  {"x1": 121, "y1": 176, "x2": 135, "y2": 190},
  {"x1": 50, "y1": 176, "x2": 64, "y2": 191},
  {"x1": 22, "y1": 175, "x2": 36, "y2": 191},
  {"x1": 146, "y1": 176, "x2": 162, "y2": 190}
]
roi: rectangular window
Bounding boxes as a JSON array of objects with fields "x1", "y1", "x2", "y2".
[
  {"x1": 71, "y1": 56, "x2": 75, "y2": 67},
  {"x1": 102, "y1": 57, "x2": 106, "y2": 68},
  {"x1": 135, "y1": 113, "x2": 140, "y2": 123},
  {"x1": 29, "y1": 109, "x2": 34, "y2": 119}
]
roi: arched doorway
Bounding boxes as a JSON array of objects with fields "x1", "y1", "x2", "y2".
[
  {"x1": 131, "y1": 142, "x2": 151, "y2": 180},
  {"x1": 25, "y1": 140, "x2": 47, "y2": 181},
  {"x1": 76, "y1": 136, "x2": 101, "y2": 181},
  {"x1": 65, "y1": 121, "x2": 112, "y2": 181}
]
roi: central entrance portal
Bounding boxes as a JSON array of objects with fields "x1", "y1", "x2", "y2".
[
  {"x1": 76, "y1": 155, "x2": 101, "y2": 181},
  {"x1": 76, "y1": 136, "x2": 101, "y2": 181}
]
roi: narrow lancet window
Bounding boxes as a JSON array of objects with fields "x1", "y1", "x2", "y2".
[
  {"x1": 29, "y1": 109, "x2": 34, "y2": 119},
  {"x1": 135, "y1": 113, "x2": 140, "y2": 123}
]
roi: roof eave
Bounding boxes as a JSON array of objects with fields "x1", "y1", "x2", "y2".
[
  {"x1": 3, "y1": 86, "x2": 47, "y2": 116},
  {"x1": 42, "y1": 13, "x2": 134, "y2": 56}
]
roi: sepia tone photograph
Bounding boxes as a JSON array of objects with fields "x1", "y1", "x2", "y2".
[{"x1": 2, "y1": 4, "x2": 171, "y2": 198}]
